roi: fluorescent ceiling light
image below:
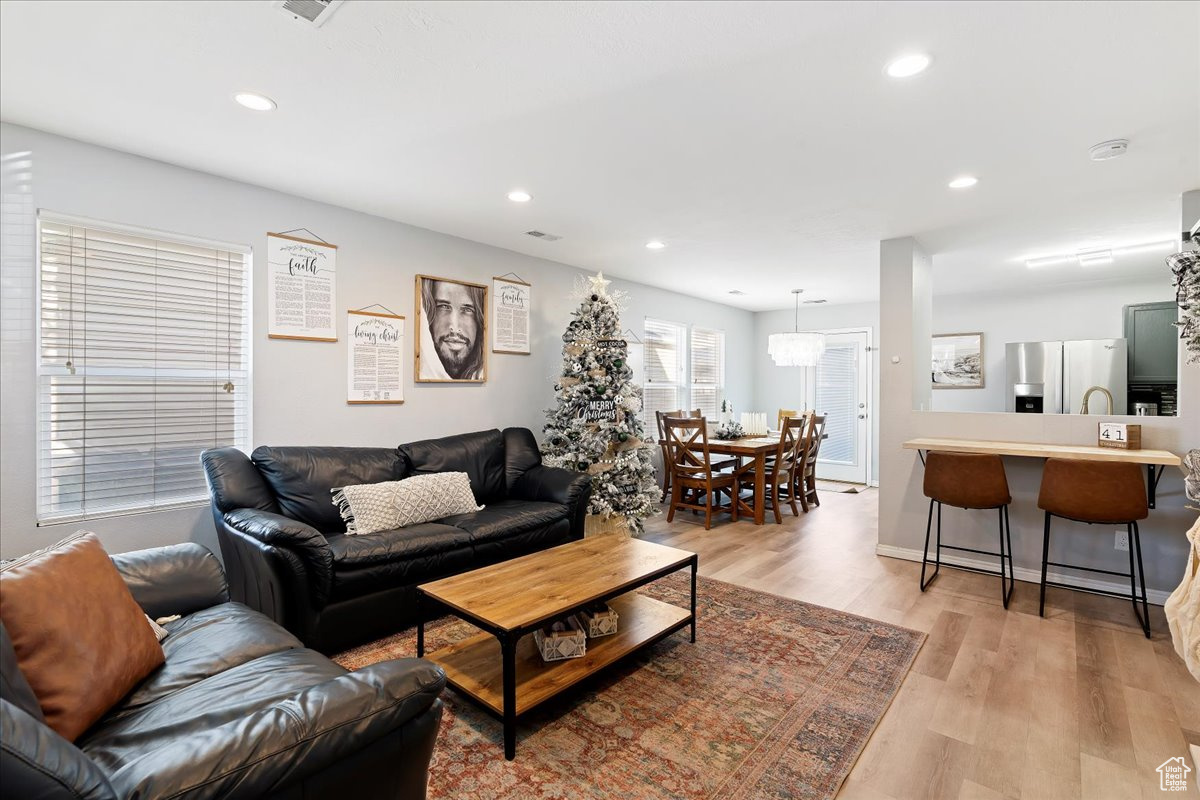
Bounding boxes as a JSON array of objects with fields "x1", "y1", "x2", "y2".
[
  {"x1": 506, "y1": 190, "x2": 532, "y2": 203},
  {"x1": 1025, "y1": 238, "x2": 1173, "y2": 268},
  {"x1": 233, "y1": 91, "x2": 276, "y2": 111},
  {"x1": 1077, "y1": 249, "x2": 1113, "y2": 266},
  {"x1": 885, "y1": 53, "x2": 931, "y2": 78},
  {"x1": 1026, "y1": 255, "x2": 1074, "y2": 269},
  {"x1": 1114, "y1": 240, "x2": 1175, "y2": 256},
  {"x1": 645, "y1": 240, "x2": 666, "y2": 250},
  {"x1": 948, "y1": 176, "x2": 978, "y2": 189}
]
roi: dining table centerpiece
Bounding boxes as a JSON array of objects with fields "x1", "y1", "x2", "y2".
[{"x1": 712, "y1": 420, "x2": 746, "y2": 440}]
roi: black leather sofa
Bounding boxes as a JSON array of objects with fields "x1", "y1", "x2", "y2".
[
  {"x1": 202, "y1": 427, "x2": 591, "y2": 653},
  {"x1": 0, "y1": 543, "x2": 445, "y2": 800}
]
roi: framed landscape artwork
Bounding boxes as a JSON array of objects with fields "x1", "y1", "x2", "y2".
[
  {"x1": 415, "y1": 275, "x2": 488, "y2": 383},
  {"x1": 932, "y1": 332, "x2": 984, "y2": 389}
]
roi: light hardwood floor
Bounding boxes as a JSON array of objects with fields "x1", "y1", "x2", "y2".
[{"x1": 641, "y1": 489, "x2": 1200, "y2": 800}]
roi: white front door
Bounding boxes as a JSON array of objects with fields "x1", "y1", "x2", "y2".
[{"x1": 806, "y1": 330, "x2": 870, "y2": 484}]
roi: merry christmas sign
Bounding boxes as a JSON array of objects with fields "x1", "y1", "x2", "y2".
[{"x1": 583, "y1": 399, "x2": 618, "y2": 422}]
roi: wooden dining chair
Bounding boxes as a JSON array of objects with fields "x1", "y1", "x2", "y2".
[
  {"x1": 777, "y1": 408, "x2": 799, "y2": 431},
  {"x1": 664, "y1": 417, "x2": 740, "y2": 530},
  {"x1": 656, "y1": 408, "x2": 736, "y2": 501},
  {"x1": 798, "y1": 414, "x2": 827, "y2": 510},
  {"x1": 760, "y1": 414, "x2": 812, "y2": 523}
]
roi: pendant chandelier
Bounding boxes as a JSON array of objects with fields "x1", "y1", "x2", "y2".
[{"x1": 768, "y1": 289, "x2": 825, "y2": 367}]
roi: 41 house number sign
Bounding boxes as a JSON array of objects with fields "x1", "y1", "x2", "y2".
[{"x1": 1097, "y1": 422, "x2": 1142, "y2": 450}]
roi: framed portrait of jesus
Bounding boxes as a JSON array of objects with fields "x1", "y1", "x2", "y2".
[{"x1": 414, "y1": 275, "x2": 488, "y2": 383}]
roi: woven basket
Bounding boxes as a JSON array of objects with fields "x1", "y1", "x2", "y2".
[{"x1": 584, "y1": 513, "x2": 630, "y2": 538}]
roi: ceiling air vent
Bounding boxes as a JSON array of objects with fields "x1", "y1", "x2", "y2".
[
  {"x1": 274, "y1": 0, "x2": 344, "y2": 27},
  {"x1": 803, "y1": 299, "x2": 827, "y2": 304},
  {"x1": 728, "y1": 290, "x2": 746, "y2": 295},
  {"x1": 525, "y1": 230, "x2": 562, "y2": 242}
]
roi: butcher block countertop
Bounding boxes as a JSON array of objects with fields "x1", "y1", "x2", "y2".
[{"x1": 902, "y1": 437, "x2": 1181, "y2": 466}]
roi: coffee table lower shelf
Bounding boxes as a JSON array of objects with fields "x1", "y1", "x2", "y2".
[{"x1": 425, "y1": 592, "x2": 690, "y2": 718}]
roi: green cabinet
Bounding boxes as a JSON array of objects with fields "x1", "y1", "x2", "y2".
[{"x1": 1123, "y1": 301, "x2": 1179, "y2": 383}]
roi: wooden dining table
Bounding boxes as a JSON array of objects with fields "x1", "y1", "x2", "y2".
[{"x1": 705, "y1": 436, "x2": 784, "y2": 525}]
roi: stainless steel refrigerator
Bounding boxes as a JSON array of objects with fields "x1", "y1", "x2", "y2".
[{"x1": 1005, "y1": 339, "x2": 1127, "y2": 414}]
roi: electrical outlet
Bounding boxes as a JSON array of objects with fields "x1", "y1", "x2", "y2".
[{"x1": 1114, "y1": 529, "x2": 1129, "y2": 552}]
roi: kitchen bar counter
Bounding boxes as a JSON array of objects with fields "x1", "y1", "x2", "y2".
[
  {"x1": 902, "y1": 436, "x2": 1181, "y2": 508},
  {"x1": 901, "y1": 437, "x2": 1181, "y2": 466}
]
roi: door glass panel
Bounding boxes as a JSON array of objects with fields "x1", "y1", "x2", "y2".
[{"x1": 815, "y1": 342, "x2": 858, "y2": 465}]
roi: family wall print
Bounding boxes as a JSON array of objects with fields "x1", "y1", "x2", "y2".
[
  {"x1": 492, "y1": 275, "x2": 532, "y2": 355},
  {"x1": 932, "y1": 332, "x2": 984, "y2": 389},
  {"x1": 267, "y1": 232, "x2": 338, "y2": 341},
  {"x1": 414, "y1": 275, "x2": 488, "y2": 383}
]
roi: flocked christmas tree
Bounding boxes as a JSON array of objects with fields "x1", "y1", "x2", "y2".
[{"x1": 541, "y1": 272, "x2": 661, "y2": 534}]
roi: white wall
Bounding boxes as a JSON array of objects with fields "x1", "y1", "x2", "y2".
[
  {"x1": 879, "y1": 201, "x2": 1198, "y2": 597},
  {"x1": 0, "y1": 123, "x2": 754, "y2": 559},
  {"x1": 753, "y1": 301, "x2": 881, "y2": 484},
  {"x1": 932, "y1": 277, "x2": 1176, "y2": 413}
]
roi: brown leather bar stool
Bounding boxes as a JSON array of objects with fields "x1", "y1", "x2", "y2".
[
  {"x1": 1037, "y1": 458, "x2": 1150, "y2": 637},
  {"x1": 921, "y1": 451, "x2": 1014, "y2": 607}
]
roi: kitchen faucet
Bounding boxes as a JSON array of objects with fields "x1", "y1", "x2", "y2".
[{"x1": 1079, "y1": 385, "x2": 1114, "y2": 415}]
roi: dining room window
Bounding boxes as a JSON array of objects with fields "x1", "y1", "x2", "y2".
[
  {"x1": 36, "y1": 213, "x2": 251, "y2": 524},
  {"x1": 690, "y1": 326, "x2": 725, "y2": 420},
  {"x1": 643, "y1": 317, "x2": 686, "y2": 419}
]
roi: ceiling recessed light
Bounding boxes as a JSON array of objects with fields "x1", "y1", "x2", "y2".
[
  {"x1": 233, "y1": 91, "x2": 276, "y2": 112},
  {"x1": 885, "y1": 53, "x2": 931, "y2": 78},
  {"x1": 948, "y1": 175, "x2": 978, "y2": 189},
  {"x1": 645, "y1": 240, "x2": 666, "y2": 250},
  {"x1": 506, "y1": 190, "x2": 532, "y2": 203}
]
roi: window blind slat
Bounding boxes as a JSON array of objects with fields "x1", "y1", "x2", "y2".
[{"x1": 37, "y1": 218, "x2": 251, "y2": 523}]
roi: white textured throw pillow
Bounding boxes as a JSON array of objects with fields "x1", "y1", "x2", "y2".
[{"x1": 332, "y1": 472, "x2": 483, "y2": 535}]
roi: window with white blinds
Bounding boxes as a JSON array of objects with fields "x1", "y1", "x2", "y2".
[
  {"x1": 814, "y1": 340, "x2": 857, "y2": 464},
  {"x1": 642, "y1": 318, "x2": 686, "y2": 421},
  {"x1": 36, "y1": 215, "x2": 251, "y2": 524},
  {"x1": 690, "y1": 327, "x2": 724, "y2": 420}
]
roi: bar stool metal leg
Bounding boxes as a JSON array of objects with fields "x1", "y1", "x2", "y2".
[
  {"x1": 1039, "y1": 511, "x2": 1051, "y2": 617},
  {"x1": 1131, "y1": 521, "x2": 1150, "y2": 638},
  {"x1": 1005, "y1": 505, "x2": 1015, "y2": 596},
  {"x1": 997, "y1": 506, "x2": 1013, "y2": 608},
  {"x1": 920, "y1": 498, "x2": 940, "y2": 591}
]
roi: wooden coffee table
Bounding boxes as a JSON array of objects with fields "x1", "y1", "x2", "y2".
[{"x1": 416, "y1": 536, "x2": 698, "y2": 760}]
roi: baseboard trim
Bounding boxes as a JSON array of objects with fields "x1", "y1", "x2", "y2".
[{"x1": 874, "y1": 543, "x2": 1170, "y2": 606}]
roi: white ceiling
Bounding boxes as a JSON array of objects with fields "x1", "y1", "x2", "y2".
[{"x1": 1, "y1": 1, "x2": 1197, "y2": 310}]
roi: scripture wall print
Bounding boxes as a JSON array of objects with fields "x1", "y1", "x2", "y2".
[
  {"x1": 492, "y1": 276, "x2": 531, "y2": 354},
  {"x1": 267, "y1": 233, "x2": 337, "y2": 341},
  {"x1": 414, "y1": 275, "x2": 488, "y2": 382},
  {"x1": 347, "y1": 310, "x2": 404, "y2": 404}
]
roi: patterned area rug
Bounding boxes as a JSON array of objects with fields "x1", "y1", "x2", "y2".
[{"x1": 335, "y1": 574, "x2": 923, "y2": 800}]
